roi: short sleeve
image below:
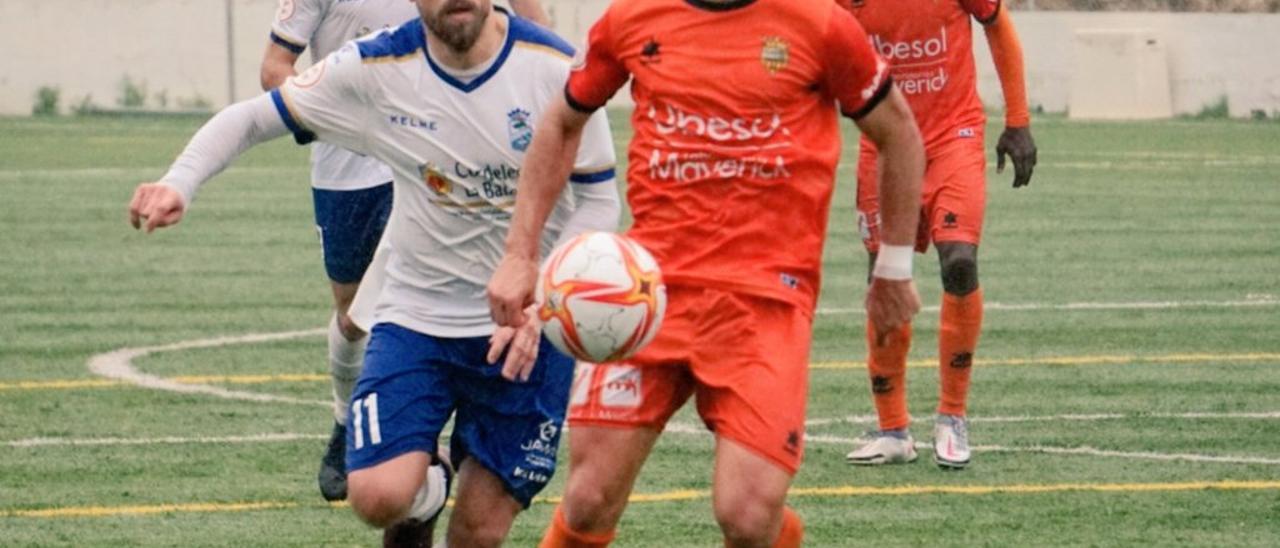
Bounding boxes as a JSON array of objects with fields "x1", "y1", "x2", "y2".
[
  {"x1": 821, "y1": 6, "x2": 892, "y2": 120},
  {"x1": 270, "y1": 0, "x2": 326, "y2": 54},
  {"x1": 960, "y1": 0, "x2": 1001, "y2": 25},
  {"x1": 272, "y1": 41, "x2": 370, "y2": 153},
  {"x1": 564, "y1": 7, "x2": 630, "y2": 113},
  {"x1": 569, "y1": 110, "x2": 617, "y2": 184}
]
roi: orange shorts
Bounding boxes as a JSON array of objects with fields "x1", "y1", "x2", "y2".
[
  {"x1": 567, "y1": 284, "x2": 812, "y2": 474},
  {"x1": 856, "y1": 136, "x2": 987, "y2": 253}
]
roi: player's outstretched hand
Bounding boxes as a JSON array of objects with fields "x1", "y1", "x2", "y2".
[
  {"x1": 487, "y1": 255, "x2": 539, "y2": 327},
  {"x1": 488, "y1": 306, "x2": 541, "y2": 382},
  {"x1": 128, "y1": 183, "x2": 186, "y2": 233},
  {"x1": 866, "y1": 277, "x2": 921, "y2": 346},
  {"x1": 996, "y1": 126, "x2": 1038, "y2": 188}
]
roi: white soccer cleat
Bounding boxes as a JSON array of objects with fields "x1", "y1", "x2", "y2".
[
  {"x1": 932, "y1": 414, "x2": 971, "y2": 470},
  {"x1": 846, "y1": 430, "x2": 918, "y2": 465}
]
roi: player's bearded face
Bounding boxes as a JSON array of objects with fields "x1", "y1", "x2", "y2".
[{"x1": 422, "y1": 0, "x2": 489, "y2": 53}]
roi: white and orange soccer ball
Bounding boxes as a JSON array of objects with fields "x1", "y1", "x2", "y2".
[{"x1": 537, "y1": 232, "x2": 667, "y2": 363}]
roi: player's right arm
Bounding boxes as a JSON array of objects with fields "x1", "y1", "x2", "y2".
[
  {"x1": 130, "y1": 42, "x2": 372, "y2": 233},
  {"x1": 488, "y1": 95, "x2": 592, "y2": 327},
  {"x1": 488, "y1": 6, "x2": 629, "y2": 328},
  {"x1": 261, "y1": 0, "x2": 324, "y2": 89},
  {"x1": 856, "y1": 89, "x2": 925, "y2": 340},
  {"x1": 261, "y1": 42, "x2": 302, "y2": 90},
  {"x1": 821, "y1": 5, "x2": 925, "y2": 339}
]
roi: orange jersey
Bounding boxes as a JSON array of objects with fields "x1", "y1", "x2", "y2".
[
  {"x1": 566, "y1": 0, "x2": 891, "y2": 309},
  {"x1": 839, "y1": 0, "x2": 1000, "y2": 151}
]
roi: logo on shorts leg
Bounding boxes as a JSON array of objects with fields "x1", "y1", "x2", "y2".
[
  {"x1": 601, "y1": 365, "x2": 642, "y2": 408},
  {"x1": 520, "y1": 419, "x2": 560, "y2": 457},
  {"x1": 784, "y1": 429, "x2": 802, "y2": 456},
  {"x1": 942, "y1": 211, "x2": 959, "y2": 229}
]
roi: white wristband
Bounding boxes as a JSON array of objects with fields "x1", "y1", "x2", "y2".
[{"x1": 873, "y1": 244, "x2": 914, "y2": 280}]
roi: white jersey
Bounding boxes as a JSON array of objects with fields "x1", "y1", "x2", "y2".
[
  {"x1": 272, "y1": 12, "x2": 618, "y2": 337},
  {"x1": 271, "y1": 0, "x2": 417, "y2": 191}
]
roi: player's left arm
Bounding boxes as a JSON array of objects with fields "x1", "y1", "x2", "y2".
[
  {"x1": 556, "y1": 110, "x2": 620, "y2": 245},
  {"x1": 977, "y1": 3, "x2": 1038, "y2": 188},
  {"x1": 508, "y1": 0, "x2": 551, "y2": 27}
]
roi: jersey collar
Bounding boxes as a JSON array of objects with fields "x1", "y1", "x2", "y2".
[
  {"x1": 684, "y1": 0, "x2": 758, "y2": 12},
  {"x1": 424, "y1": 6, "x2": 515, "y2": 93}
]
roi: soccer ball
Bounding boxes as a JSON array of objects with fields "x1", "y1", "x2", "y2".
[{"x1": 537, "y1": 231, "x2": 667, "y2": 363}]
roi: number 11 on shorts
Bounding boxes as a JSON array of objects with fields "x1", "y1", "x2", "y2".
[{"x1": 350, "y1": 393, "x2": 382, "y2": 449}]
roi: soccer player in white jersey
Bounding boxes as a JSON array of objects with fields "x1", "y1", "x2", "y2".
[
  {"x1": 129, "y1": 0, "x2": 618, "y2": 545},
  {"x1": 258, "y1": 0, "x2": 550, "y2": 503}
]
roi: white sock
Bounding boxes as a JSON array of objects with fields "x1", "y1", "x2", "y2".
[
  {"x1": 329, "y1": 314, "x2": 367, "y2": 426},
  {"x1": 407, "y1": 464, "x2": 449, "y2": 521}
]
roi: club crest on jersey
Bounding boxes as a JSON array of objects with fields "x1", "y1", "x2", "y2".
[
  {"x1": 508, "y1": 108, "x2": 533, "y2": 152},
  {"x1": 761, "y1": 36, "x2": 789, "y2": 75},
  {"x1": 419, "y1": 162, "x2": 452, "y2": 195}
]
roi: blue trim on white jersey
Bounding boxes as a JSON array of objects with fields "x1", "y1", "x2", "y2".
[
  {"x1": 508, "y1": 12, "x2": 575, "y2": 57},
  {"x1": 357, "y1": 18, "x2": 426, "y2": 60},
  {"x1": 270, "y1": 88, "x2": 316, "y2": 145},
  {"x1": 270, "y1": 32, "x2": 307, "y2": 55},
  {"x1": 569, "y1": 168, "x2": 616, "y2": 184},
  {"x1": 425, "y1": 17, "x2": 515, "y2": 93}
]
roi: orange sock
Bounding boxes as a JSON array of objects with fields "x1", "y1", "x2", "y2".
[
  {"x1": 866, "y1": 321, "x2": 912, "y2": 430},
  {"x1": 938, "y1": 288, "x2": 983, "y2": 416},
  {"x1": 771, "y1": 507, "x2": 803, "y2": 548},
  {"x1": 540, "y1": 506, "x2": 616, "y2": 548}
]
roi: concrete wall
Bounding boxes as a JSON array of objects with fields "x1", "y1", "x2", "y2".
[
  {"x1": 1, "y1": 0, "x2": 277, "y2": 115},
  {"x1": 973, "y1": 11, "x2": 1280, "y2": 118},
  {"x1": 2, "y1": 2, "x2": 1278, "y2": 117}
]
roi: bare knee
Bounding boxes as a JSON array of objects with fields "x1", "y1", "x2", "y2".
[
  {"x1": 348, "y1": 471, "x2": 417, "y2": 528},
  {"x1": 715, "y1": 493, "x2": 785, "y2": 546},
  {"x1": 561, "y1": 475, "x2": 628, "y2": 532}
]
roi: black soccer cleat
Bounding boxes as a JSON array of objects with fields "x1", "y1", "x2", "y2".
[
  {"x1": 382, "y1": 518, "x2": 436, "y2": 548},
  {"x1": 318, "y1": 421, "x2": 348, "y2": 501}
]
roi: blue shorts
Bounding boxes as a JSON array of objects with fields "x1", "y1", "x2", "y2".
[
  {"x1": 312, "y1": 183, "x2": 392, "y2": 283},
  {"x1": 345, "y1": 323, "x2": 575, "y2": 507}
]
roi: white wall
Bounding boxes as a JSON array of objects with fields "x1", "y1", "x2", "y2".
[
  {"x1": 2, "y1": 2, "x2": 1278, "y2": 118},
  {"x1": 973, "y1": 11, "x2": 1280, "y2": 117}
]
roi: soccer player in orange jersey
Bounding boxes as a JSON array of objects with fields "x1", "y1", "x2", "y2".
[
  {"x1": 838, "y1": 0, "x2": 1039, "y2": 469},
  {"x1": 487, "y1": 0, "x2": 927, "y2": 545}
]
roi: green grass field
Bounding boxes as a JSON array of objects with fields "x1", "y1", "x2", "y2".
[{"x1": 1, "y1": 111, "x2": 1278, "y2": 547}]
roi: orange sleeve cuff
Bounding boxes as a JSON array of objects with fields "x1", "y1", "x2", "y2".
[{"x1": 984, "y1": 9, "x2": 1030, "y2": 128}]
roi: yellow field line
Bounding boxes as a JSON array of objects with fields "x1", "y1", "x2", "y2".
[
  {"x1": 811, "y1": 352, "x2": 1280, "y2": 370},
  {"x1": 7, "y1": 501, "x2": 297, "y2": 518},
  {"x1": 7, "y1": 480, "x2": 1279, "y2": 519},
  {"x1": 3, "y1": 353, "x2": 1277, "y2": 392}
]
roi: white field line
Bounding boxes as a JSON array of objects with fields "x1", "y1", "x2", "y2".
[
  {"x1": 86, "y1": 328, "x2": 329, "y2": 407},
  {"x1": 805, "y1": 411, "x2": 1280, "y2": 427},
  {"x1": 13, "y1": 420, "x2": 1277, "y2": 467},
  {"x1": 6, "y1": 433, "x2": 327, "y2": 449},
  {"x1": 665, "y1": 424, "x2": 1280, "y2": 467},
  {"x1": 816, "y1": 297, "x2": 1280, "y2": 316},
  {"x1": 0, "y1": 166, "x2": 302, "y2": 178}
]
